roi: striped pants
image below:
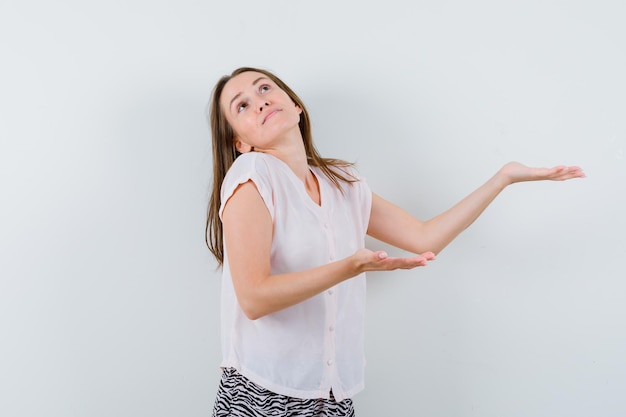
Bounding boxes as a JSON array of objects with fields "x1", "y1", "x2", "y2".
[{"x1": 212, "y1": 368, "x2": 355, "y2": 417}]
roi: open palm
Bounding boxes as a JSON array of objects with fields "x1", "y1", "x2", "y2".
[{"x1": 499, "y1": 161, "x2": 586, "y2": 184}]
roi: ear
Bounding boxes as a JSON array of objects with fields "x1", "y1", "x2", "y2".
[
  {"x1": 234, "y1": 137, "x2": 254, "y2": 153},
  {"x1": 295, "y1": 102, "x2": 303, "y2": 115}
]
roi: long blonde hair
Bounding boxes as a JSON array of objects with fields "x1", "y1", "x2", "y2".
[{"x1": 206, "y1": 67, "x2": 356, "y2": 265}]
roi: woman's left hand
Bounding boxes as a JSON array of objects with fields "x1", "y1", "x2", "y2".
[{"x1": 498, "y1": 162, "x2": 586, "y2": 185}]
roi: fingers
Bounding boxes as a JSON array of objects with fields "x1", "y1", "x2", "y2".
[
  {"x1": 367, "y1": 251, "x2": 435, "y2": 271},
  {"x1": 420, "y1": 251, "x2": 437, "y2": 261},
  {"x1": 550, "y1": 165, "x2": 586, "y2": 180},
  {"x1": 502, "y1": 162, "x2": 585, "y2": 183},
  {"x1": 535, "y1": 165, "x2": 586, "y2": 181}
]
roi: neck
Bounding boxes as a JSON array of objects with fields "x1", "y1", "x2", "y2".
[
  {"x1": 258, "y1": 130, "x2": 311, "y2": 182},
  {"x1": 252, "y1": 130, "x2": 320, "y2": 204}
]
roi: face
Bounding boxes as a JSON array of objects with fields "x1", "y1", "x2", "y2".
[{"x1": 220, "y1": 71, "x2": 303, "y2": 153}]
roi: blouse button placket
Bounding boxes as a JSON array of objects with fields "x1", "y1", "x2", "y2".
[{"x1": 321, "y1": 201, "x2": 341, "y2": 393}]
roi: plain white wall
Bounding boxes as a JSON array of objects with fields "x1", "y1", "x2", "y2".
[{"x1": 1, "y1": 1, "x2": 624, "y2": 416}]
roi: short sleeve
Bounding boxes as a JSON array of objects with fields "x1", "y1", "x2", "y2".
[{"x1": 219, "y1": 153, "x2": 275, "y2": 221}]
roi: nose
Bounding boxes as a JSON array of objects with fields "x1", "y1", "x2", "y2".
[{"x1": 258, "y1": 101, "x2": 269, "y2": 112}]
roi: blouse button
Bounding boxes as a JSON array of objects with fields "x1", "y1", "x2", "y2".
[
  {"x1": 329, "y1": 325, "x2": 335, "y2": 332},
  {"x1": 327, "y1": 289, "x2": 334, "y2": 295},
  {"x1": 327, "y1": 359, "x2": 334, "y2": 366}
]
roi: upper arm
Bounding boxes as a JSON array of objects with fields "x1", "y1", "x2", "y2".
[
  {"x1": 222, "y1": 180, "x2": 273, "y2": 306},
  {"x1": 367, "y1": 192, "x2": 427, "y2": 254}
]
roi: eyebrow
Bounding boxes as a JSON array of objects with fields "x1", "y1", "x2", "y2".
[{"x1": 228, "y1": 76, "x2": 269, "y2": 110}]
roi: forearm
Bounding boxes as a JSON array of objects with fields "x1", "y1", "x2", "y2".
[
  {"x1": 235, "y1": 248, "x2": 433, "y2": 320},
  {"x1": 236, "y1": 257, "x2": 359, "y2": 320},
  {"x1": 368, "y1": 162, "x2": 583, "y2": 256},
  {"x1": 421, "y1": 170, "x2": 509, "y2": 254}
]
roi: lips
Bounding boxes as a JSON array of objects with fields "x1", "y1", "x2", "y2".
[{"x1": 262, "y1": 109, "x2": 280, "y2": 124}]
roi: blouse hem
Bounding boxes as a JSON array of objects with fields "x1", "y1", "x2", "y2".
[{"x1": 220, "y1": 360, "x2": 363, "y2": 402}]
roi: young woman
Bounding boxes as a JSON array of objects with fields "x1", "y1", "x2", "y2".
[{"x1": 206, "y1": 67, "x2": 585, "y2": 417}]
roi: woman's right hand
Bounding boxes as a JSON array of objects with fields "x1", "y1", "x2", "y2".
[{"x1": 351, "y1": 248, "x2": 436, "y2": 273}]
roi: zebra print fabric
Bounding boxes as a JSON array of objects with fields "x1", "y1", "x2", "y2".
[{"x1": 212, "y1": 368, "x2": 355, "y2": 417}]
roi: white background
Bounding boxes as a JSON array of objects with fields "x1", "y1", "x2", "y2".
[{"x1": 1, "y1": 1, "x2": 625, "y2": 416}]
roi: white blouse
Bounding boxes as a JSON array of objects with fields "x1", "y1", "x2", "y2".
[{"x1": 218, "y1": 152, "x2": 372, "y2": 402}]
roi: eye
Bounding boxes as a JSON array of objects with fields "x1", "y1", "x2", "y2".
[
  {"x1": 236, "y1": 102, "x2": 248, "y2": 113},
  {"x1": 259, "y1": 84, "x2": 270, "y2": 93}
]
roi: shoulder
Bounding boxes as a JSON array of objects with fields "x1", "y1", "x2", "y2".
[
  {"x1": 318, "y1": 162, "x2": 367, "y2": 188},
  {"x1": 312, "y1": 163, "x2": 371, "y2": 205},
  {"x1": 339, "y1": 164, "x2": 364, "y2": 181},
  {"x1": 223, "y1": 153, "x2": 278, "y2": 186},
  {"x1": 220, "y1": 153, "x2": 278, "y2": 219},
  {"x1": 227, "y1": 152, "x2": 272, "y2": 173}
]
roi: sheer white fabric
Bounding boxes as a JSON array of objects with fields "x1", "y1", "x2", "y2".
[{"x1": 218, "y1": 152, "x2": 372, "y2": 402}]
